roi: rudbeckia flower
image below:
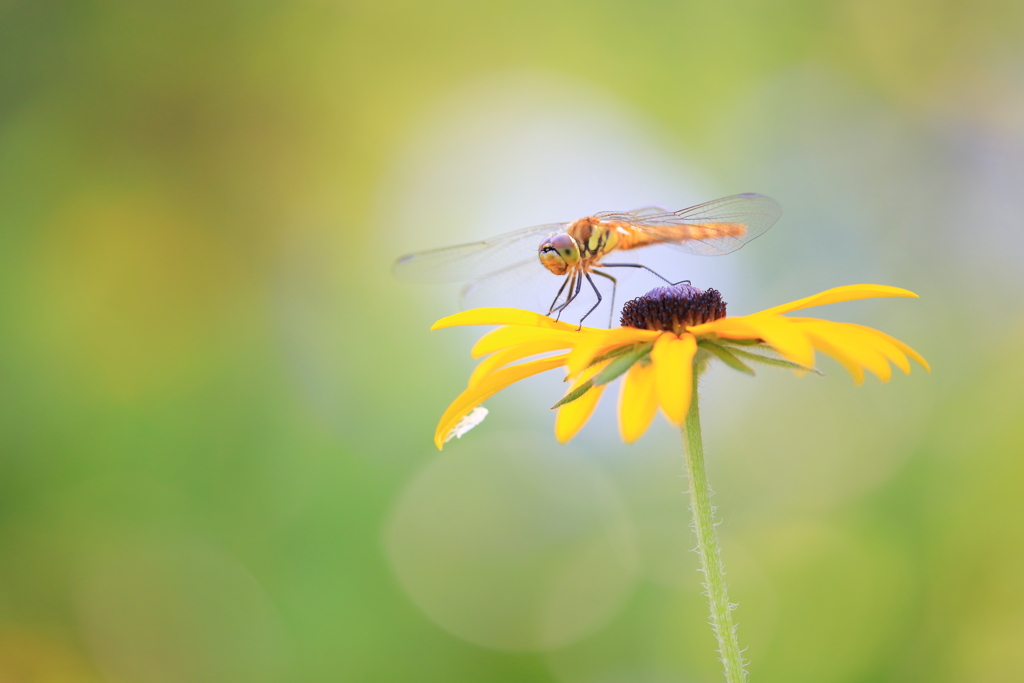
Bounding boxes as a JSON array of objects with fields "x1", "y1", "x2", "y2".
[
  {"x1": 426, "y1": 280, "x2": 928, "y2": 683},
  {"x1": 432, "y1": 283, "x2": 929, "y2": 449}
]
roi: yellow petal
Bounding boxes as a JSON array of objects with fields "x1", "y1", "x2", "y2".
[
  {"x1": 566, "y1": 327, "x2": 660, "y2": 376},
  {"x1": 841, "y1": 325, "x2": 911, "y2": 374},
  {"x1": 754, "y1": 284, "x2": 919, "y2": 317},
  {"x1": 469, "y1": 339, "x2": 575, "y2": 387},
  {"x1": 434, "y1": 354, "x2": 569, "y2": 450},
  {"x1": 687, "y1": 316, "x2": 764, "y2": 340},
  {"x1": 651, "y1": 333, "x2": 697, "y2": 424},
  {"x1": 799, "y1": 320, "x2": 892, "y2": 382},
  {"x1": 802, "y1": 331, "x2": 865, "y2": 385},
  {"x1": 849, "y1": 324, "x2": 930, "y2": 372},
  {"x1": 471, "y1": 326, "x2": 581, "y2": 359},
  {"x1": 736, "y1": 316, "x2": 815, "y2": 368},
  {"x1": 432, "y1": 307, "x2": 587, "y2": 331},
  {"x1": 555, "y1": 360, "x2": 610, "y2": 443},
  {"x1": 797, "y1": 320, "x2": 911, "y2": 375},
  {"x1": 618, "y1": 361, "x2": 659, "y2": 444}
]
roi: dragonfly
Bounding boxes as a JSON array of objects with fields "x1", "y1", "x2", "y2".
[{"x1": 393, "y1": 193, "x2": 782, "y2": 327}]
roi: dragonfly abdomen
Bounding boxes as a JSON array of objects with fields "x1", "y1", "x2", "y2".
[{"x1": 608, "y1": 221, "x2": 747, "y2": 253}]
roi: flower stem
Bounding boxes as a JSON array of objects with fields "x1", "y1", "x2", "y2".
[{"x1": 681, "y1": 380, "x2": 746, "y2": 683}]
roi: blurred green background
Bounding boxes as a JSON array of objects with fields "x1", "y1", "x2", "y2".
[{"x1": 2, "y1": 1, "x2": 1023, "y2": 681}]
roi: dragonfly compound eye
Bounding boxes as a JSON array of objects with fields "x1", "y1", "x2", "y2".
[{"x1": 538, "y1": 234, "x2": 580, "y2": 275}]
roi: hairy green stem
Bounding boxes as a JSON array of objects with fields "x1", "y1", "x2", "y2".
[{"x1": 681, "y1": 379, "x2": 746, "y2": 683}]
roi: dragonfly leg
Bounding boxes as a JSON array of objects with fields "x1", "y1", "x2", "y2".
[
  {"x1": 552, "y1": 272, "x2": 585, "y2": 323},
  {"x1": 552, "y1": 272, "x2": 582, "y2": 322},
  {"x1": 596, "y1": 262, "x2": 690, "y2": 286},
  {"x1": 592, "y1": 269, "x2": 617, "y2": 328},
  {"x1": 547, "y1": 273, "x2": 573, "y2": 316},
  {"x1": 577, "y1": 272, "x2": 606, "y2": 330}
]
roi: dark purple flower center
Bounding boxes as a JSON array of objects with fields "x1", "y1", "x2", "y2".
[{"x1": 620, "y1": 285, "x2": 727, "y2": 331}]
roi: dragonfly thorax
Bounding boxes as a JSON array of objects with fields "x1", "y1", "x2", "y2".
[{"x1": 538, "y1": 233, "x2": 581, "y2": 275}]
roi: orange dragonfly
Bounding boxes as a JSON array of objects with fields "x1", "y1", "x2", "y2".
[{"x1": 393, "y1": 193, "x2": 782, "y2": 326}]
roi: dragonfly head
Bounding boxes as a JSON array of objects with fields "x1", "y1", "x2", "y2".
[{"x1": 538, "y1": 233, "x2": 580, "y2": 275}]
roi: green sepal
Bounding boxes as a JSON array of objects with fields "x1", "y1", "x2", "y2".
[
  {"x1": 552, "y1": 342, "x2": 653, "y2": 409},
  {"x1": 551, "y1": 379, "x2": 594, "y2": 409},
  {"x1": 722, "y1": 344, "x2": 823, "y2": 375},
  {"x1": 592, "y1": 344, "x2": 652, "y2": 387},
  {"x1": 586, "y1": 342, "x2": 644, "y2": 369},
  {"x1": 700, "y1": 341, "x2": 755, "y2": 375}
]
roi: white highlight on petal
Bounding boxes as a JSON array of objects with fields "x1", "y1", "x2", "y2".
[{"x1": 444, "y1": 406, "x2": 489, "y2": 442}]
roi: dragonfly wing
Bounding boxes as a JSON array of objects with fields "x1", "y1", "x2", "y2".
[
  {"x1": 592, "y1": 206, "x2": 671, "y2": 223},
  {"x1": 462, "y1": 259, "x2": 623, "y2": 326},
  {"x1": 611, "y1": 193, "x2": 782, "y2": 256},
  {"x1": 459, "y1": 257, "x2": 569, "y2": 312},
  {"x1": 622, "y1": 205, "x2": 671, "y2": 218},
  {"x1": 392, "y1": 222, "x2": 568, "y2": 283}
]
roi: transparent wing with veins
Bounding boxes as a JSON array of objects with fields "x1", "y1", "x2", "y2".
[
  {"x1": 595, "y1": 193, "x2": 783, "y2": 256},
  {"x1": 458, "y1": 257, "x2": 565, "y2": 311},
  {"x1": 392, "y1": 222, "x2": 568, "y2": 283}
]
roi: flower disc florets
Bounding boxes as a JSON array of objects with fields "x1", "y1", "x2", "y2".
[{"x1": 620, "y1": 285, "x2": 727, "y2": 333}]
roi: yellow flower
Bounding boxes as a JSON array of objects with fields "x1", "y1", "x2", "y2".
[{"x1": 432, "y1": 284, "x2": 929, "y2": 449}]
